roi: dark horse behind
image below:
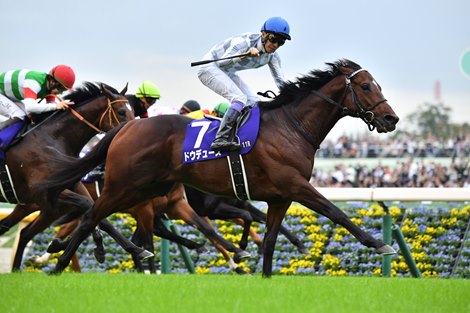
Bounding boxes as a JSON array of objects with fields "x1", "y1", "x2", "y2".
[
  {"x1": 0, "y1": 82, "x2": 152, "y2": 270},
  {"x1": 40, "y1": 59, "x2": 399, "y2": 276}
]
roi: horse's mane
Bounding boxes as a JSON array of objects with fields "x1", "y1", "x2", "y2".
[
  {"x1": 30, "y1": 82, "x2": 118, "y2": 123},
  {"x1": 258, "y1": 59, "x2": 361, "y2": 109},
  {"x1": 63, "y1": 81, "x2": 119, "y2": 104}
]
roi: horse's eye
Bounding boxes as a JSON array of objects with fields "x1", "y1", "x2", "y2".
[{"x1": 361, "y1": 84, "x2": 370, "y2": 91}]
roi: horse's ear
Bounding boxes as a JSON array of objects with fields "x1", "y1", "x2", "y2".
[
  {"x1": 120, "y1": 83, "x2": 128, "y2": 95},
  {"x1": 100, "y1": 83, "x2": 113, "y2": 98}
]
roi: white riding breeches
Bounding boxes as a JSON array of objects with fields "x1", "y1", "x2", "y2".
[
  {"x1": 0, "y1": 94, "x2": 27, "y2": 121},
  {"x1": 197, "y1": 64, "x2": 260, "y2": 106}
]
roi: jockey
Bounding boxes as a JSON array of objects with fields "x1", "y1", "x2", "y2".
[
  {"x1": 179, "y1": 99, "x2": 200, "y2": 115},
  {"x1": 187, "y1": 102, "x2": 229, "y2": 119},
  {"x1": 197, "y1": 17, "x2": 291, "y2": 151},
  {"x1": 126, "y1": 80, "x2": 160, "y2": 119},
  {"x1": 0, "y1": 65, "x2": 76, "y2": 128}
]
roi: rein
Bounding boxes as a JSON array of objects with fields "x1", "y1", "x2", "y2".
[
  {"x1": 67, "y1": 98, "x2": 128, "y2": 133},
  {"x1": 60, "y1": 95, "x2": 128, "y2": 133},
  {"x1": 22, "y1": 96, "x2": 128, "y2": 136}
]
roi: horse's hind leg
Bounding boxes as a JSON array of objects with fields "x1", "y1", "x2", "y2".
[
  {"x1": 199, "y1": 216, "x2": 247, "y2": 274},
  {"x1": 153, "y1": 215, "x2": 206, "y2": 251},
  {"x1": 0, "y1": 203, "x2": 39, "y2": 235},
  {"x1": 167, "y1": 199, "x2": 250, "y2": 263},
  {"x1": 12, "y1": 210, "x2": 60, "y2": 271},
  {"x1": 129, "y1": 203, "x2": 157, "y2": 273},
  {"x1": 130, "y1": 228, "x2": 145, "y2": 272},
  {"x1": 209, "y1": 202, "x2": 253, "y2": 251}
]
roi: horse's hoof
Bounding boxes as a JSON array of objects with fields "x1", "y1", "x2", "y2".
[
  {"x1": 377, "y1": 244, "x2": 396, "y2": 255},
  {"x1": 196, "y1": 245, "x2": 209, "y2": 254},
  {"x1": 94, "y1": 248, "x2": 105, "y2": 263},
  {"x1": 47, "y1": 239, "x2": 64, "y2": 253},
  {"x1": 138, "y1": 250, "x2": 154, "y2": 261},
  {"x1": 233, "y1": 251, "x2": 251, "y2": 264},
  {"x1": 234, "y1": 267, "x2": 247, "y2": 275}
]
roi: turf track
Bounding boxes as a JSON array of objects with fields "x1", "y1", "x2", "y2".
[{"x1": 1, "y1": 273, "x2": 468, "y2": 313}]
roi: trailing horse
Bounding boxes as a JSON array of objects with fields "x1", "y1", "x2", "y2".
[
  {"x1": 0, "y1": 82, "x2": 152, "y2": 270},
  {"x1": 41, "y1": 59, "x2": 399, "y2": 276}
]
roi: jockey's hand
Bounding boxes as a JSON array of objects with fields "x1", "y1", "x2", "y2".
[
  {"x1": 243, "y1": 47, "x2": 260, "y2": 58},
  {"x1": 56, "y1": 101, "x2": 75, "y2": 110}
]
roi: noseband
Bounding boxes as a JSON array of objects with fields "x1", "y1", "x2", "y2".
[{"x1": 311, "y1": 68, "x2": 387, "y2": 131}]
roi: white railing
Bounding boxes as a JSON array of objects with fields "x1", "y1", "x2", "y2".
[{"x1": 316, "y1": 187, "x2": 470, "y2": 202}]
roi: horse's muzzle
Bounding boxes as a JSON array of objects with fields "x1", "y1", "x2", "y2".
[{"x1": 375, "y1": 114, "x2": 399, "y2": 133}]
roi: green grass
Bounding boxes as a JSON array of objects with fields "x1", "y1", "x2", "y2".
[{"x1": 0, "y1": 273, "x2": 468, "y2": 313}]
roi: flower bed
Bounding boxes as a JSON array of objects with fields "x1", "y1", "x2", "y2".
[{"x1": 23, "y1": 203, "x2": 469, "y2": 278}]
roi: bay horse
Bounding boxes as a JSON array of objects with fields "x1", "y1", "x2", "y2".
[
  {"x1": 41, "y1": 59, "x2": 399, "y2": 276},
  {"x1": 0, "y1": 82, "x2": 152, "y2": 270}
]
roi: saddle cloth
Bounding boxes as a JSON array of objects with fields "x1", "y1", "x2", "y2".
[
  {"x1": 0, "y1": 120, "x2": 26, "y2": 160},
  {"x1": 182, "y1": 106, "x2": 260, "y2": 164}
]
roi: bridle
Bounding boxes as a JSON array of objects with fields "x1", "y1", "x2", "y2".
[
  {"x1": 60, "y1": 95, "x2": 128, "y2": 133},
  {"x1": 311, "y1": 68, "x2": 387, "y2": 131}
]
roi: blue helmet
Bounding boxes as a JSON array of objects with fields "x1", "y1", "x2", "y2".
[{"x1": 261, "y1": 17, "x2": 291, "y2": 40}]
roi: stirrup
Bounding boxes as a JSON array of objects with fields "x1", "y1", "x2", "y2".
[{"x1": 211, "y1": 139, "x2": 241, "y2": 152}]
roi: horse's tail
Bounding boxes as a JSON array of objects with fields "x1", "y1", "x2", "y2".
[{"x1": 43, "y1": 123, "x2": 127, "y2": 205}]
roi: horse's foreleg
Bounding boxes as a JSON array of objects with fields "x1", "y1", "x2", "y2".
[
  {"x1": 98, "y1": 219, "x2": 153, "y2": 261},
  {"x1": 263, "y1": 202, "x2": 290, "y2": 278},
  {"x1": 295, "y1": 184, "x2": 395, "y2": 254},
  {"x1": 244, "y1": 203, "x2": 307, "y2": 254}
]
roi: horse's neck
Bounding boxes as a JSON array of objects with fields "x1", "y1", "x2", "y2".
[
  {"x1": 296, "y1": 80, "x2": 347, "y2": 144},
  {"x1": 45, "y1": 110, "x2": 100, "y2": 156}
]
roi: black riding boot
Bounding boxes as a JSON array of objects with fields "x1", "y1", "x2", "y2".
[{"x1": 210, "y1": 107, "x2": 241, "y2": 151}]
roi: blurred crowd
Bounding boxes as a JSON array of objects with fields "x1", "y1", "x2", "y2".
[
  {"x1": 317, "y1": 134, "x2": 469, "y2": 158},
  {"x1": 310, "y1": 134, "x2": 470, "y2": 188},
  {"x1": 310, "y1": 158, "x2": 469, "y2": 188}
]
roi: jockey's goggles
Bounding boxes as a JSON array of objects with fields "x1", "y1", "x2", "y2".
[
  {"x1": 266, "y1": 33, "x2": 286, "y2": 46},
  {"x1": 145, "y1": 97, "x2": 157, "y2": 105}
]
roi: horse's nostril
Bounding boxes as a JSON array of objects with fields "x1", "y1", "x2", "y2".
[{"x1": 385, "y1": 115, "x2": 399, "y2": 125}]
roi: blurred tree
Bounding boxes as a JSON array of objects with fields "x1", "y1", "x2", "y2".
[{"x1": 404, "y1": 102, "x2": 452, "y2": 139}]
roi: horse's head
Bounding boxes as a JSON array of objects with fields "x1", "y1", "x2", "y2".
[
  {"x1": 98, "y1": 83, "x2": 135, "y2": 131},
  {"x1": 334, "y1": 62, "x2": 399, "y2": 133}
]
